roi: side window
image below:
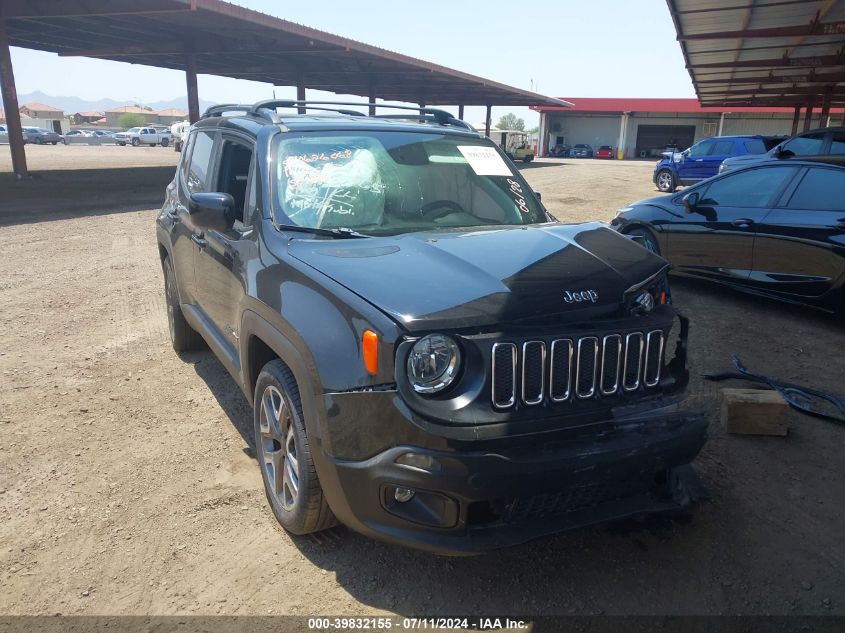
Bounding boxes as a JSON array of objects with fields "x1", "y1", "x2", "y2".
[
  {"x1": 216, "y1": 137, "x2": 255, "y2": 224},
  {"x1": 786, "y1": 168, "x2": 845, "y2": 211},
  {"x1": 185, "y1": 131, "x2": 216, "y2": 194},
  {"x1": 699, "y1": 166, "x2": 797, "y2": 207},
  {"x1": 829, "y1": 131, "x2": 845, "y2": 155},
  {"x1": 781, "y1": 133, "x2": 824, "y2": 156},
  {"x1": 688, "y1": 140, "x2": 714, "y2": 157},
  {"x1": 711, "y1": 140, "x2": 735, "y2": 155},
  {"x1": 744, "y1": 139, "x2": 766, "y2": 154}
]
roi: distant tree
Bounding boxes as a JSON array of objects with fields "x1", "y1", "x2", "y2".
[
  {"x1": 497, "y1": 113, "x2": 525, "y2": 131},
  {"x1": 118, "y1": 113, "x2": 146, "y2": 129},
  {"x1": 527, "y1": 125, "x2": 539, "y2": 134}
]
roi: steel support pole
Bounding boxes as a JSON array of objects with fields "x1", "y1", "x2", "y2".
[
  {"x1": 819, "y1": 92, "x2": 831, "y2": 128},
  {"x1": 185, "y1": 54, "x2": 200, "y2": 123},
  {"x1": 0, "y1": 17, "x2": 27, "y2": 178},
  {"x1": 458, "y1": 103, "x2": 464, "y2": 120},
  {"x1": 791, "y1": 105, "x2": 801, "y2": 135},
  {"x1": 485, "y1": 104, "x2": 492, "y2": 137},
  {"x1": 368, "y1": 82, "x2": 376, "y2": 116},
  {"x1": 296, "y1": 71, "x2": 305, "y2": 114},
  {"x1": 803, "y1": 99, "x2": 814, "y2": 132}
]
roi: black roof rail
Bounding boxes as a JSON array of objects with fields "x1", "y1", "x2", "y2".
[
  {"x1": 249, "y1": 99, "x2": 474, "y2": 130},
  {"x1": 202, "y1": 104, "x2": 256, "y2": 119},
  {"x1": 372, "y1": 113, "x2": 475, "y2": 131}
]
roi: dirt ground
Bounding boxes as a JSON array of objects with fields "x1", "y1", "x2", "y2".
[{"x1": 1, "y1": 145, "x2": 843, "y2": 618}]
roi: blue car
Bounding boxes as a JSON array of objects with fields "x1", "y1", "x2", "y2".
[{"x1": 652, "y1": 135, "x2": 783, "y2": 193}]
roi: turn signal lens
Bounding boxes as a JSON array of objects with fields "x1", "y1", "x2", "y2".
[
  {"x1": 363, "y1": 330, "x2": 379, "y2": 375},
  {"x1": 659, "y1": 291, "x2": 667, "y2": 305}
]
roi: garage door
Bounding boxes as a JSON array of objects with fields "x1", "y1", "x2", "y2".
[{"x1": 635, "y1": 125, "x2": 696, "y2": 158}]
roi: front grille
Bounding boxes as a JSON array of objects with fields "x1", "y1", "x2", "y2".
[{"x1": 491, "y1": 330, "x2": 665, "y2": 409}]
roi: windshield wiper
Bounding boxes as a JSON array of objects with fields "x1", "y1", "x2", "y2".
[{"x1": 277, "y1": 224, "x2": 370, "y2": 239}]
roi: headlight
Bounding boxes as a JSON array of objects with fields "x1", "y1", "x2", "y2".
[{"x1": 406, "y1": 334, "x2": 461, "y2": 394}]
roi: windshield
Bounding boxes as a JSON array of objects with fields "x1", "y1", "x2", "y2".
[
  {"x1": 127, "y1": 127, "x2": 141, "y2": 133},
  {"x1": 271, "y1": 131, "x2": 548, "y2": 235}
]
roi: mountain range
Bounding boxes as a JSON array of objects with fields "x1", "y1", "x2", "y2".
[{"x1": 17, "y1": 90, "x2": 215, "y2": 114}]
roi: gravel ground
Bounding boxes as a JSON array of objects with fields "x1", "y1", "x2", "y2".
[{"x1": 0, "y1": 146, "x2": 843, "y2": 617}]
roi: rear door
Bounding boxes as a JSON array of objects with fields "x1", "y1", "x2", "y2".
[
  {"x1": 750, "y1": 166, "x2": 845, "y2": 304},
  {"x1": 700, "y1": 138, "x2": 736, "y2": 179},
  {"x1": 667, "y1": 165, "x2": 799, "y2": 282},
  {"x1": 169, "y1": 129, "x2": 217, "y2": 303}
]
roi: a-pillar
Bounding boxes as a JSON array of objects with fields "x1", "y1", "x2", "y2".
[{"x1": 0, "y1": 17, "x2": 27, "y2": 177}]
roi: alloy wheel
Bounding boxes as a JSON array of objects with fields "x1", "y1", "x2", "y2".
[
  {"x1": 657, "y1": 171, "x2": 673, "y2": 192},
  {"x1": 258, "y1": 385, "x2": 300, "y2": 511}
]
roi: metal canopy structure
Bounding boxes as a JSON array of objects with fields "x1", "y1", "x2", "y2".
[{"x1": 667, "y1": 0, "x2": 845, "y2": 127}]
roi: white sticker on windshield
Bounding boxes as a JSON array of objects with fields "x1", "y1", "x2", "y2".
[{"x1": 457, "y1": 145, "x2": 512, "y2": 176}]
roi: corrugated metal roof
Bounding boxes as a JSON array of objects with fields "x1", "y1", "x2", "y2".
[
  {"x1": 666, "y1": 0, "x2": 845, "y2": 109},
  {"x1": 531, "y1": 97, "x2": 845, "y2": 113},
  {"x1": 3, "y1": 0, "x2": 571, "y2": 108}
]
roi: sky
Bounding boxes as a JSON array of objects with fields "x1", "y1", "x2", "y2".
[{"x1": 7, "y1": 0, "x2": 695, "y2": 127}]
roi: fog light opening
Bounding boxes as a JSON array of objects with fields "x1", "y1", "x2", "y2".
[{"x1": 393, "y1": 487, "x2": 415, "y2": 503}]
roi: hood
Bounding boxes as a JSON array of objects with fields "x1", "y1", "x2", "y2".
[
  {"x1": 288, "y1": 223, "x2": 668, "y2": 332},
  {"x1": 721, "y1": 153, "x2": 769, "y2": 168}
]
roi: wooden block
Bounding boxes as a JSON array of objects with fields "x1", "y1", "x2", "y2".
[{"x1": 721, "y1": 388, "x2": 789, "y2": 436}]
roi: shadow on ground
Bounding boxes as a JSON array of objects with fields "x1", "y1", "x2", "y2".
[{"x1": 0, "y1": 166, "x2": 173, "y2": 225}]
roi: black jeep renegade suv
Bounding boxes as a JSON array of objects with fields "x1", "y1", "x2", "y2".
[{"x1": 156, "y1": 100, "x2": 707, "y2": 554}]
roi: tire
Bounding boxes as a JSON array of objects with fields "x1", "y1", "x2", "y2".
[
  {"x1": 522, "y1": 155, "x2": 532, "y2": 163},
  {"x1": 161, "y1": 138, "x2": 170, "y2": 147},
  {"x1": 131, "y1": 138, "x2": 140, "y2": 147},
  {"x1": 626, "y1": 227, "x2": 661, "y2": 255},
  {"x1": 51, "y1": 141, "x2": 58, "y2": 145},
  {"x1": 117, "y1": 142, "x2": 126, "y2": 146},
  {"x1": 656, "y1": 169, "x2": 676, "y2": 193},
  {"x1": 163, "y1": 256, "x2": 203, "y2": 352},
  {"x1": 254, "y1": 360, "x2": 337, "y2": 535},
  {"x1": 36, "y1": 138, "x2": 44, "y2": 145}
]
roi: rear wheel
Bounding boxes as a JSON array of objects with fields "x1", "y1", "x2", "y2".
[
  {"x1": 161, "y1": 137, "x2": 170, "y2": 147},
  {"x1": 656, "y1": 169, "x2": 676, "y2": 193},
  {"x1": 162, "y1": 256, "x2": 203, "y2": 352},
  {"x1": 626, "y1": 227, "x2": 661, "y2": 255},
  {"x1": 254, "y1": 360, "x2": 336, "y2": 535}
]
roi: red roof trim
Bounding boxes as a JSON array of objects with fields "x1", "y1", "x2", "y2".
[{"x1": 531, "y1": 97, "x2": 844, "y2": 115}]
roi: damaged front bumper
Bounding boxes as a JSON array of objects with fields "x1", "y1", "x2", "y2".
[{"x1": 316, "y1": 404, "x2": 708, "y2": 555}]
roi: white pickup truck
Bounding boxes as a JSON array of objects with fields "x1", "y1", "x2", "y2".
[{"x1": 114, "y1": 127, "x2": 172, "y2": 147}]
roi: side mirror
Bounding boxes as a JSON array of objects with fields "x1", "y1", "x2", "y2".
[
  {"x1": 188, "y1": 192, "x2": 235, "y2": 231},
  {"x1": 682, "y1": 191, "x2": 700, "y2": 213},
  {"x1": 533, "y1": 190, "x2": 542, "y2": 201}
]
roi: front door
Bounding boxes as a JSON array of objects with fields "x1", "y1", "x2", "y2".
[
  {"x1": 194, "y1": 135, "x2": 257, "y2": 357},
  {"x1": 677, "y1": 139, "x2": 715, "y2": 182},
  {"x1": 699, "y1": 138, "x2": 736, "y2": 179},
  {"x1": 667, "y1": 165, "x2": 799, "y2": 282},
  {"x1": 750, "y1": 165, "x2": 845, "y2": 304}
]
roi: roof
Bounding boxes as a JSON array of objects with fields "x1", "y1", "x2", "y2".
[
  {"x1": 532, "y1": 97, "x2": 845, "y2": 114},
  {"x1": 105, "y1": 106, "x2": 154, "y2": 114},
  {"x1": 156, "y1": 108, "x2": 188, "y2": 116},
  {"x1": 20, "y1": 102, "x2": 63, "y2": 112},
  {"x1": 76, "y1": 111, "x2": 104, "y2": 117},
  {"x1": 3, "y1": 0, "x2": 570, "y2": 108},
  {"x1": 666, "y1": 0, "x2": 845, "y2": 109}
]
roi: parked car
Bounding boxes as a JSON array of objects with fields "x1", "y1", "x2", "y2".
[
  {"x1": 114, "y1": 126, "x2": 171, "y2": 147},
  {"x1": 22, "y1": 127, "x2": 64, "y2": 145},
  {"x1": 156, "y1": 99, "x2": 706, "y2": 554},
  {"x1": 653, "y1": 135, "x2": 783, "y2": 193},
  {"x1": 719, "y1": 126, "x2": 845, "y2": 173},
  {"x1": 595, "y1": 145, "x2": 614, "y2": 159},
  {"x1": 570, "y1": 143, "x2": 593, "y2": 158},
  {"x1": 0, "y1": 124, "x2": 7, "y2": 144},
  {"x1": 612, "y1": 159, "x2": 845, "y2": 313},
  {"x1": 547, "y1": 143, "x2": 570, "y2": 158}
]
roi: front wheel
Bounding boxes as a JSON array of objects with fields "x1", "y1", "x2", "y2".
[
  {"x1": 626, "y1": 227, "x2": 661, "y2": 255},
  {"x1": 656, "y1": 169, "x2": 676, "y2": 193},
  {"x1": 131, "y1": 138, "x2": 140, "y2": 147},
  {"x1": 254, "y1": 360, "x2": 336, "y2": 536},
  {"x1": 117, "y1": 142, "x2": 126, "y2": 146}
]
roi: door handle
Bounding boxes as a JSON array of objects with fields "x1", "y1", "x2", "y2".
[
  {"x1": 731, "y1": 218, "x2": 755, "y2": 228},
  {"x1": 191, "y1": 234, "x2": 208, "y2": 248},
  {"x1": 694, "y1": 158, "x2": 704, "y2": 162}
]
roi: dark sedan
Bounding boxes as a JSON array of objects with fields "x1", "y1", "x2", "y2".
[
  {"x1": 22, "y1": 127, "x2": 64, "y2": 145},
  {"x1": 611, "y1": 159, "x2": 845, "y2": 314},
  {"x1": 570, "y1": 143, "x2": 593, "y2": 158}
]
